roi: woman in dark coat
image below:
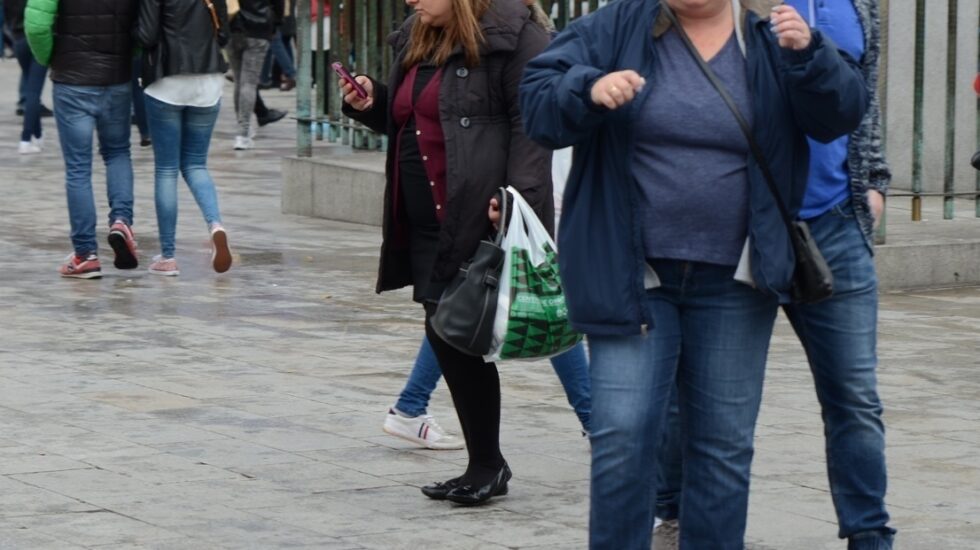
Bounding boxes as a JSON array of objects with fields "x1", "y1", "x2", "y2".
[{"x1": 341, "y1": 0, "x2": 552, "y2": 506}]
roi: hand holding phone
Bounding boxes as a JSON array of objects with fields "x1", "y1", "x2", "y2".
[{"x1": 333, "y1": 62, "x2": 368, "y2": 98}]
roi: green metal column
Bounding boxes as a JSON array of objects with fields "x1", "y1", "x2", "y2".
[
  {"x1": 295, "y1": 0, "x2": 313, "y2": 157},
  {"x1": 875, "y1": 0, "x2": 890, "y2": 244},
  {"x1": 911, "y1": 0, "x2": 926, "y2": 221},
  {"x1": 315, "y1": 0, "x2": 326, "y2": 140},
  {"x1": 943, "y1": 0, "x2": 958, "y2": 219}
]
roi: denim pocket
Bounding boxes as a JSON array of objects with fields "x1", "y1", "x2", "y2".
[{"x1": 831, "y1": 199, "x2": 857, "y2": 220}]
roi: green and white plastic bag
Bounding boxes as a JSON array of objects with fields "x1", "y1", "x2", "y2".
[{"x1": 485, "y1": 187, "x2": 582, "y2": 362}]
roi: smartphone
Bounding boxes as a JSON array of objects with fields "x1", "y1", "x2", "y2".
[{"x1": 332, "y1": 62, "x2": 368, "y2": 99}]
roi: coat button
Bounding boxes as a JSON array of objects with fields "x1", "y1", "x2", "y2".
[
  {"x1": 436, "y1": 204, "x2": 442, "y2": 210},
  {"x1": 415, "y1": 130, "x2": 422, "y2": 136},
  {"x1": 456, "y1": 67, "x2": 469, "y2": 78},
  {"x1": 429, "y1": 181, "x2": 435, "y2": 187},
  {"x1": 459, "y1": 117, "x2": 471, "y2": 128},
  {"x1": 422, "y1": 155, "x2": 428, "y2": 161}
]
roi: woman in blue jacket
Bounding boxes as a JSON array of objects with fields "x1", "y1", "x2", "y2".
[{"x1": 520, "y1": 0, "x2": 867, "y2": 548}]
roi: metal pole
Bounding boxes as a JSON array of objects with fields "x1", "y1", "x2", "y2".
[
  {"x1": 911, "y1": 0, "x2": 926, "y2": 221},
  {"x1": 942, "y1": 0, "x2": 958, "y2": 219},
  {"x1": 875, "y1": 0, "x2": 889, "y2": 245},
  {"x1": 295, "y1": 0, "x2": 313, "y2": 157},
  {"x1": 976, "y1": 6, "x2": 979, "y2": 218},
  {"x1": 315, "y1": 0, "x2": 326, "y2": 140},
  {"x1": 332, "y1": 0, "x2": 346, "y2": 144}
]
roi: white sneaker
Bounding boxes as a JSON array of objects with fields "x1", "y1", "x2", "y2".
[
  {"x1": 382, "y1": 408, "x2": 464, "y2": 450},
  {"x1": 31, "y1": 136, "x2": 44, "y2": 150},
  {"x1": 653, "y1": 518, "x2": 679, "y2": 550},
  {"x1": 18, "y1": 141, "x2": 41, "y2": 154},
  {"x1": 233, "y1": 136, "x2": 253, "y2": 150}
]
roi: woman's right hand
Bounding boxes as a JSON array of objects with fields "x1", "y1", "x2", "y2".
[
  {"x1": 341, "y1": 76, "x2": 375, "y2": 111},
  {"x1": 590, "y1": 70, "x2": 646, "y2": 110}
]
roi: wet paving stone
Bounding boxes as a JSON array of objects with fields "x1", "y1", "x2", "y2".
[{"x1": 1, "y1": 63, "x2": 978, "y2": 549}]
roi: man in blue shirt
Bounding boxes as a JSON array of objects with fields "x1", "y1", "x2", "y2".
[{"x1": 655, "y1": 1, "x2": 895, "y2": 548}]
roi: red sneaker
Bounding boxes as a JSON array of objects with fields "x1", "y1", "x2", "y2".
[
  {"x1": 108, "y1": 220, "x2": 138, "y2": 269},
  {"x1": 58, "y1": 253, "x2": 102, "y2": 279},
  {"x1": 210, "y1": 224, "x2": 232, "y2": 274}
]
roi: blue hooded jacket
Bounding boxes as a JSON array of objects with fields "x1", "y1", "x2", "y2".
[{"x1": 520, "y1": 0, "x2": 868, "y2": 336}]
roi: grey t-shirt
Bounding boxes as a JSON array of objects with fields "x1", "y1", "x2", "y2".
[{"x1": 632, "y1": 28, "x2": 751, "y2": 267}]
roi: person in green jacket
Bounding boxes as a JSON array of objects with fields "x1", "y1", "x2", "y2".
[{"x1": 26, "y1": 0, "x2": 141, "y2": 279}]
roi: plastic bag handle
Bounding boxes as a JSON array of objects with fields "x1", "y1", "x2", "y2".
[{"x1": 492, "y1": 187, "x2": 509, "y2": 246}]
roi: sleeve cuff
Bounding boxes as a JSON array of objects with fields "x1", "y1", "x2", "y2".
[{"x1": 780, "y1": 30, "x2": 822, "y2": 66}]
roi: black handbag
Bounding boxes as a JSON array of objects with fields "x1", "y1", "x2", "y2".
[
  {"x1": 664, "y1": 6, "x2": 833, "y2": 304},
  {"x1": 430, "y1": 188, "x2": 508, "y2": 356}
]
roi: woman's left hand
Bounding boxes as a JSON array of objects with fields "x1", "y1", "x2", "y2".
[
  {"x1": 770, "y1": 5, "x2": 812, "y2": 51},
  {"x1": 489, "y1": 197, "x2": 501, "y2": 229}
]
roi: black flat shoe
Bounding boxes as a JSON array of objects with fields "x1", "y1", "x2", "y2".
[
  {"x1": 257, "y1": 109, "x2": 287, "y2": 127},
  {"x1": 445, "y1": 463, "x2": 511, "y2": 506},
  {"x1": 421, "y1": 477, "x2": 461, "y2": 500}
]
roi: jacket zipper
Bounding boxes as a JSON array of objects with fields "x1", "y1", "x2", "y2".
[{"x1": 624, "y1": 8, "x2": 662, "y2": 335}]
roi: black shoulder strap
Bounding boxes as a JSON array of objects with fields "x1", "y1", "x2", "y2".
[{"x1": 661, "y1": 5, "x2": 796, "y2": 235}]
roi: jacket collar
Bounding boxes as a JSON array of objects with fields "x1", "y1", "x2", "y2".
[{"x1": 389, "y1": 0, "x2": 530, "y2": 57}]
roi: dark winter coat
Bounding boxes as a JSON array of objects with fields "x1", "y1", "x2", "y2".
[
  {"x1": 3, "y1": 0, "x2": 27, "y2": 39},
  {"x1": 344, "y1": 0, "x2": 553, "y2": 296},
  {"x1": 25, "y1": 0, "x2": 137, "y2": 86},
  {"x1": 136, "y1": 0, "x2": 230, "y2": 88},
  {"x1": 520, "y1": 0, "x2": 869, "y2": 335},
  {"x1": 230, "y1": 0, "x2": 283, "y2": 39}
]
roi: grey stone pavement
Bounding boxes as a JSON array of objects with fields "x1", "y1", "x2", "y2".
[{"x1": 1, "y1": 60, "x2": 979, "y2": 549}]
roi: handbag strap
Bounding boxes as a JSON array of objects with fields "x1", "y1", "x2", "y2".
[
  {"x1": 202, "y1": 0, "x2": 221, "y2": 35},
  {"x1": 493, "y1": 187, "x2": 509, "y2": 246},
  {"x1": 661, "y1": 5, "x2": 797, "y2": 236}
]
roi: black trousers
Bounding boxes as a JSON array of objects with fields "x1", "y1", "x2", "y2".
[{"x1": 424, "y1": 303, "x2": 505, "y2": 480}]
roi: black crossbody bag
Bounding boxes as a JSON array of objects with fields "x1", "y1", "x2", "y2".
[{"x1": 663, "y1": 6, "x2": 833, "y2": 304}]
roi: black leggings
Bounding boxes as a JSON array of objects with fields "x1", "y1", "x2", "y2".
[{"x1": 424, "y1": 304, "x2": 505, "y2": 483}]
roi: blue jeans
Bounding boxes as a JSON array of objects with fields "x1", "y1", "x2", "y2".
[
  {"x1": 261, "y1": 31, "x2": 297, "y2": 83},
  {"x1": 395, "y1": 338, "x2": 592, "y2": 432},
  {"x1": 784, "y1": 199, "x2": 894, "y2": 548},
  {"x1": 655, "y1": 200, "x2": 894, "y2": 549},
  {"x1": 144, "y1": 95, "x2": 223, "y2": 258},
  {"x1": 53, "y1": 83, "x2": 134, "y2": 256},
  {"x1": 131, "y1": 57, "x2": 149, "y2": 139},
  {"x1": 14, "y1": 37, "x2": 47, "y2": 142},
  {"x1": 589, "y1": 260, "x2": 778, "y2": 550}
]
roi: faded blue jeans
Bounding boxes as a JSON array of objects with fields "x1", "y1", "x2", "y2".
[
  {"x1": 144, "y1": 95, "x2": 223, "y2": 258},
  {"x1": 589, "y1": 260, "x2": 778, "y2": 550},
  {"x1": 395, "y1": 338, "x2": 592, "y2": 432},
  {"x1": 53, "y1": 83, "x2": 134, "y2": 256},
  {"x1": 785, "y1": 199, "x2": 894, "y2": 548},
  {"x1": 14, "y1": 37, "x2": 47, "y2": 142},
  {"x1": 655, "y1": 199, "x2": 895, "y2": 549}
]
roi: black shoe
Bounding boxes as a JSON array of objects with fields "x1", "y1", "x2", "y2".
[
  {"x1": 421, "y1": 477, "x2": 462, "y2": 500},
  {"x1": 15, "y1": 107, "x2": 24, "y2": 116},
  {"x1": 140, "y1": 138, "x2": 152, "y2": 147},
  {"x1": 257, "y1": 108, "x2": 287, "y2": 127},
  {"x1": 972, "y1": 149, "x2": 980, "y2": 171},
  {"x1": 445, "y1": 463, "x2": 511, "y2": 506},
  {"x1": 40, "y1": 104, "x2": 54, "y2": 117},
  {"x1": 258, "y1": 81, "x2": 275, "y2": 90}
]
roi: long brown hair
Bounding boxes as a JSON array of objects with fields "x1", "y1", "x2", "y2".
[{"x1": 403, "y1": 0, "x2": 492, "y2": 69}]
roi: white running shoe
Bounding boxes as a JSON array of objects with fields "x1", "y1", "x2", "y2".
[
  {"x1": 382, "y1": 409, "x2": 464, "y2": 450},
  {"x1": 18, "y1": 141, "x2": 41, "y2": 154},
  {"x1": 233, "y1": 136, "x2": 253, "y2": 150}
]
